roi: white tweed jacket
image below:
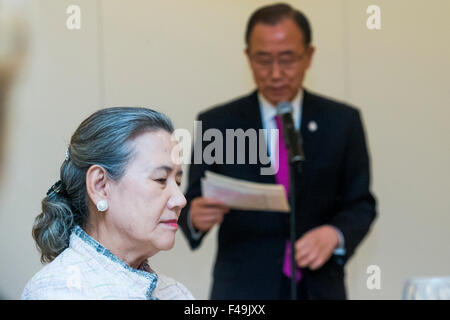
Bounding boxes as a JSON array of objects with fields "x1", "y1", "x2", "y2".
[{"x1": 21, "y1": 225, "x2": 194, "y2": 300}]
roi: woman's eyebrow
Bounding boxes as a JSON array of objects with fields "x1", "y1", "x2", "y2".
[{"x1": 153, "y1": 165, "x2": 183, "y2": 176}]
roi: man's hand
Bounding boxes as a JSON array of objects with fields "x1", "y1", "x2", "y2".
[
  {"x1": 190, "y1": 197, "x2": 230, "y2": 232},
  {"x1": 294, "y1": 225, "x2": 340, "y2": 271}
]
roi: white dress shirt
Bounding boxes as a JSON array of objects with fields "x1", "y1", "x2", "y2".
[{"x1": 258, "y1": 89, "x2": 302, "y2": 166}]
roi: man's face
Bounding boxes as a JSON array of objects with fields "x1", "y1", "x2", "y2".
[{"x1": 246, "y1": 18, "x2": 314, "y2": 106}]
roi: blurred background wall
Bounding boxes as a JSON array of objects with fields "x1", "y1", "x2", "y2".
[{"x1": 0, "y1": 0, "x2": 449, "y2": 299}]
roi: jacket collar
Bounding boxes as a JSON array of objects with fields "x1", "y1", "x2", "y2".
[{"x1": 70, "y1": 225, "x2": 159, "y2": 299}]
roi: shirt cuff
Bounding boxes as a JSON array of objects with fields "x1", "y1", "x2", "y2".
[
  {"x1": 330, "y1": 226, "x2": 346, "y2": 256},
  {"x1": 187, "y1": 209, "x2": 204, "y2": 241}
]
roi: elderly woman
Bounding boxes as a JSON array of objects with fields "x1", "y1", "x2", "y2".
[{"x1": 21, "y1": 107, "x2": 194, "y2": 299}]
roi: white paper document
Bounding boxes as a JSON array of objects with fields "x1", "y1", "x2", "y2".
[{"x1": 201, "y1": 171, "x2": 290, "y2": 212}]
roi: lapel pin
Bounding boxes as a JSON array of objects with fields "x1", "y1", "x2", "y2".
[{"x1": 308, "y1": 120, "x2": 318, "y2": 132}]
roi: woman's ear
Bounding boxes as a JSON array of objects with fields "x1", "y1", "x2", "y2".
[{"x1": 86, "y1": 165, "x2": 109, "y2": 206}]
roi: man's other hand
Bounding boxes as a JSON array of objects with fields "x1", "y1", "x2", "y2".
[{"x1": 294, "y1": 225, "x2": 340, "y2": 270}]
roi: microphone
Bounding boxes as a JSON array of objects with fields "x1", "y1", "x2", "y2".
[{"x1": 276, "y1": 101, "x2": 305, "y2": 165}]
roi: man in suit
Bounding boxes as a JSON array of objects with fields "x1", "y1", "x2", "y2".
[{"x1": 179, "y1": 3, "x2": 377, "y2": 299}]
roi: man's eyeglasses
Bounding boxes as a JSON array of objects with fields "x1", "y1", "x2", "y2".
[{"x1": 250, "y1": 52, "x2": 306, "y2": 71}]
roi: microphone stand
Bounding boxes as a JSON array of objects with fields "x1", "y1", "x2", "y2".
[
  {"x1": 277, "y1": 102, "x2": 305, "y2": 300},
  {"x1": 288, "y1": 156, "x2": 304, "y2": 300}
]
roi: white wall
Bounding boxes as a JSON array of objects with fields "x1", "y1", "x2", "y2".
[{"x1": 0, "y1": 0, "x2": 449, "y2": 299}]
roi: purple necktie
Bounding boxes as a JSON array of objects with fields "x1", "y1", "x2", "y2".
[{"x1": 274, "y1": 115, "x2": 302, "y2": 282}]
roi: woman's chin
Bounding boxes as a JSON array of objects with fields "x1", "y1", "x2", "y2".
[
  {"x1": 147, "y1": 230, "x2": 177, "y2": 252},
  {"x1": 156, "y1": 239, "x2": 175, "y2": 251}
]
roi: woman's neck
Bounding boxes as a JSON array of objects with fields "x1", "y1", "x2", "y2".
[{"x1": 84, "y1": 222, "x2": 155, "y2": 269}]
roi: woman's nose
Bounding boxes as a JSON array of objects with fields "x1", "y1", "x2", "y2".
[{"x1": 167, "y1": 184, "x2": 187, "y2": 210}]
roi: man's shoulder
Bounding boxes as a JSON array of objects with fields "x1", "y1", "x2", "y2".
[
  {"x1": 197, "y1": 91, "x2": 257, "y2": 121},
  {"x1": 306, "y1": 89, "x2": 360, "y2": 118},
  {"x1": 195, "y1": 89, "x2": 361, "y2": 124}
]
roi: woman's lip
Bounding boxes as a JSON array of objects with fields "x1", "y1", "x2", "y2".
[
  {"x1": 161, "y1": 220, "x2": 178, "y2": 229},
  {"x1": 161, "y1": 219, "x2": 178, "y2": 223}
]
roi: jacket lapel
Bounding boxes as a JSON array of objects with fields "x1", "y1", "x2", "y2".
[
  {"x1": 300, "y1": 89, "x2": 323, "y2": 170},
  {"x1": 236, "y1": 91, "x2": 277, "y2": 184}
]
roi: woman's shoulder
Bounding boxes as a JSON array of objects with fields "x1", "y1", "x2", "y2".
[
  {"x1": 152, "y1": 273, "x2": 195, "y2": 300},
  {"x1": 21, "y1": 247, "x2": 88, "y2": 299}
]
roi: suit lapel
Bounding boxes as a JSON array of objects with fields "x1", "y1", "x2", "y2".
[
  {"x1": 237, "y1": 91, "x2": 277, "y2": 184},
  {"x1": 300, "y1": 89, "x2": 323, "y2": 169},
  {"x1": 238, "y1": 90, "x2": 264, "y2": 131}
]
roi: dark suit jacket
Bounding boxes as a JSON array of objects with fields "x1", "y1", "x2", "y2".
[{"x1": 179, "y1": 89, "x2": 377, "y2": 299}]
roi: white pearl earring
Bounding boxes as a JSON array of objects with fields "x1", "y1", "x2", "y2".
[{"x1": 96, "y1": 199, "x2": 108, "y2": 212}]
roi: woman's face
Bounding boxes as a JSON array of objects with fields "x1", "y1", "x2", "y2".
[{"x1": 106, "y1": 130, "x2": 186, "y2": 256}]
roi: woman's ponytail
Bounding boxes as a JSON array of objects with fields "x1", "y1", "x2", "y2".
[{"x1": 32, "y1": 181, "x2": 74, "y2": 263}]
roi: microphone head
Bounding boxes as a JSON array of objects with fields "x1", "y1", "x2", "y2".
[{"x1": 276, "y1": 101, "x2": 293, "y2": 115}]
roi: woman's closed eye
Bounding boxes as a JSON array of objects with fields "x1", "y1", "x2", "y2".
[
  {"x1": 155, "y1": 178, "x2": 167, "y2": 185},
  {"x1": 155, "y1": 178, "x2": 181, "y2": 187}
]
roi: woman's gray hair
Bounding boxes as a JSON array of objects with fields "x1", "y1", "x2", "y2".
[{"x1": 32, "y1": 107, "x2": 174, "y2": 263}]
